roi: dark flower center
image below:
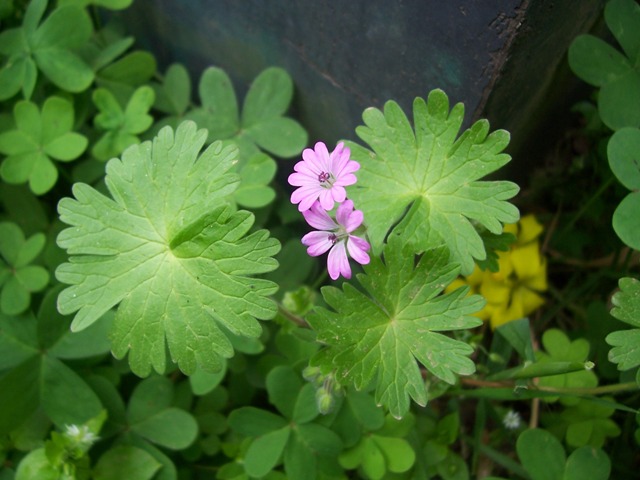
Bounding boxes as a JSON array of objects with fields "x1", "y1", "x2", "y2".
[
  {"x1": 318, "y1": 171, "x2": 331, "y2": 184},
  {"x1": 328, "y1": 233, "x2": 338, "y2": 244}
]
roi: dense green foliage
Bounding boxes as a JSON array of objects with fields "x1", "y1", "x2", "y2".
[{"x1": 0, "y1": 0, "x2": 638, "y2": 479}]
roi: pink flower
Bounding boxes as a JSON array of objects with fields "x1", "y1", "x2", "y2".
[
  {"x1": 289, "y1": 141, "x2": 360, "y2": 212},
  {"x1": 301, "y1": 200, "x2": 370, "y2": 280}
]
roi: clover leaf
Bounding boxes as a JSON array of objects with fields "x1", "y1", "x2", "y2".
[
  {"x1": 517, "y1": 428, "x2": 611, "y2": 480},
  {"x1": 0, "y1": 0, "x2": 94, "y2": 100},
  {"x1": 348, "y1": 89, "x2": 519, "y2": 275},
  {"x1": 0, "y1": 289, "x2": 110, "y2": 435},
  {"x1": 186, "y1": 66, "x2": 307, "y2": 159},
  {"x1": 228, "y1": 366, "x2": 343, "y2": 480},
  {"x1": 307, "y1": 236, "x2": 484, "y2": 418},
  {"x1": 59, "y1": 0, "x2": 133, "y2": 11},
  {"x1": 568, "y1": 0, "x2": 640, "y2": 129},
  {"x1": 126, "y1": 376, "x2": 198, "y2": 450},
  {"x1": 535, "y1": 329, "x2": 598, "y2": 405},
  {"x1": 606, "y1": 277, "x2": 640, "y2": 383},
  {"x1": 152, "y1": 63, "x2": 191, "y2": 119},
  {"x1": 0, "y1": 96, "x2": 88, "y2": 194},
  {"x1": 0, "y1": 222, "x2": 49, "y2": 316},
  {"x1": 56, "y1": 121, "x2": 281, "y2": 377},
  {"x1": 91, "y1": 85, "x2": 155, "y2": 161},
  {"x1": 339, "y1": 414, "x2": 416, "y2": 480},
  {"x1": 234, "y1": 152, "x2": 277, "y2": 208},
  {"x1": 607, "y1": 128, "x2": 640, "y2": 250}
]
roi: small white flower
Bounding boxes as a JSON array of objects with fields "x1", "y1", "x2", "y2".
[
  {"x1": 64, "y1": 424, "x2": 99, "y2": 447},
  {"x1": 502, "y1": 410, "x2": 522, "y2": 430}
]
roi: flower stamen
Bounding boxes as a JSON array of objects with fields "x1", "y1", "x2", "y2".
[{"x1": 318, "y1": 171, "x2": 331, "y2": 183}]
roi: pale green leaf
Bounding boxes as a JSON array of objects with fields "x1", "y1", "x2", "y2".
[
  {"x1": 56, "y1": 121, "x2": 280, "y2": 376},
  {"x1": 349, "y1": 89, "x2": 519, "y2": 274},
  {"x1": 607, "y1": 277, "x2": 640, "y2": 376},
  {"x1": 308, "y1": 237, "x2": 483, "y2": 418},
  {"x1": 93, "y1": 445, "x2": 161, "y2": 480},
  {"x1": 0, "y1": 97, "x2": 86, "y2": 194},
  {"x1": 242, "y1": 67, "x2": 293, "y2": 126},
  {"x1": 15, "y1": 448, "x2": 59, "y2": 480},
  {"x1": 153, "y1": 63, "x2": 191, "y2": 116}
]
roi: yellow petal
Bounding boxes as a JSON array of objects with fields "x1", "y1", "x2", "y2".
[
  {"x1": 518, "y1": 214, "x2": 544, "y2": 245},
  {"x1": 489, "y1": 302, "x2": 525, "y2": 329},
  {"x1": 512, "y1": 287, "x2": 546, "y2": 317},
  {"x1": 511, "y1": 242, "x2": 544, "y2": 280},
  {"x1": 525, "y1": 259, "x2": 548, "y2": 292},
  {"x1": 480, "y1": 277, "x2": 511, "y2": 305}
]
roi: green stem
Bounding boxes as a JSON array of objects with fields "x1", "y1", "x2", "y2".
[
  {"x1": 277, "y1": 303, "x2": 308, "y2": 328},
  {"x1": 534, "y1": 381, "x2": 638, "y2": 396}
]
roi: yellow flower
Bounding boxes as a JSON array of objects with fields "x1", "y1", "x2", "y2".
[{"x1": 447, "y1": 214, "x2": 548, "y2": 329}]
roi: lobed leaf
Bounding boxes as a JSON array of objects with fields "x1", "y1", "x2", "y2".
[
  {"x1": 607, "y1": 277, "x2": 640, "y2": 377},
  {"x1": 349, "y1": 89, "x2": 519, "y2": 274},
  {"x1": 308, "y1": 237, "x2": 483, "y2": 418},
  {"x1": 56, "y1": 121, "x2": 281, "y2": 376}
]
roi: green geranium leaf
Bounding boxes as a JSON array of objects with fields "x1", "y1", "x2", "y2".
[
  {"x1": 0, "y1": 0, "x2": 94, "y2": 100},
  {"x1": 607, "y1": 277, "x2": 640, "y2": 377},
  {"x1": 0, "y1": 97, "x2": 88, "y2": 194},
  {"x1": 308, "y1": 237, "x2": 484, "y2": 418},
  {"x1": 91, "y1": 86, "x2": 155, "y2": 161},
  {"x1": 348, "y1": 89, "x2": 519, "y2": 274},
  {"x1": 568, "y1": 0, "x2": 640, "y2": 129},
  {"x1": 93, "y1": 445, "x2": 161, "y2": 480},
  {"x1": 0, "y1": 222, "x2": 49, "y2": 315},
  {"x1": 186, "y1": 66, "x2": 307, "y2": 159},
  {"x1": 56, "y1": 121, "x2": 280, "y2": 376}
]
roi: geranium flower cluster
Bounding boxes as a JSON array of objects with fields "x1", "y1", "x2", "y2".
[{"x1": 288, "y1": 141, "x2": 370, "y2": 280}]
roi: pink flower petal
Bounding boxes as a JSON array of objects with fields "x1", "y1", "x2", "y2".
[
  {"x1": 302, "y1": 202, "x2": 337, "y2": 230},
  {"x1": 344, "y1": 209, "x2": 364, "y2": 233},
  {"x1": 328, "y1": 241, "x2": 351, "y2": 280},
  {"x1": 347, "y1": 236, "x2": 370, "y2": 265},
  {"x1": 288, "y1": 172, "x2": 319, "y2": 186},
  {"x1": 302, "y1": 231, "x2": 334, "y2": 256},
  {"x1": 318, "y1": 189, "x2": 335, "y2": 211},
  {"x1": 314, "y1": 142, "x2": 331, "y2": 172},
  {"x1": 291, "y1": 185, "x2": 321, "y2": 207},
  {"x1": 336, "y1": 200, "x2": 354, "y2": 226},
  {"x1": 331, "y1": 186, "x2": 347, "y2": 205},
  {"x1": 333, "y1": 173, "x2": 358, "y2": 187}
]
